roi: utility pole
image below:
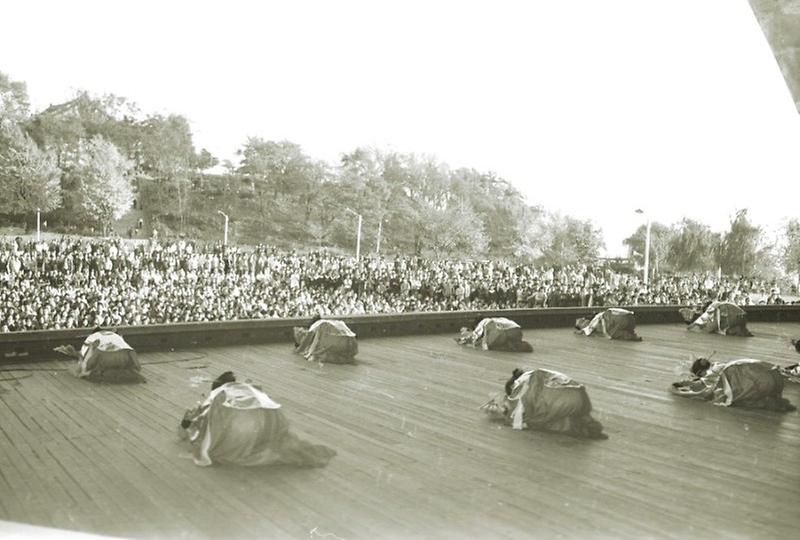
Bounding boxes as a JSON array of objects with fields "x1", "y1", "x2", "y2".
[
  {"x1": 376, "y1": 220, "x2": 382, "y2": 255},
  {"x1": 217, "y1": 210, "x2": 229, "y2": 246},
  {"x1": 345, "y1": 208, "x2": 362, "y2": 259}
]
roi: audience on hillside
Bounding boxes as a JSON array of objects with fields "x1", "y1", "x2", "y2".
[{"x1": 0, "y1": 237, "x2": 794, "y2": 332}]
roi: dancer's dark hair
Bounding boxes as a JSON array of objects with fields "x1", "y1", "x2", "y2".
[
  {"x1": 211, "y1": 371, "x2": 236, "y2": 390},
  {"x1": 690, "y1": 358, "x2": 711, "y2": 378},
  {"x1": 575, "y1": 317, "x2": 591, "y2": 330},
  {"x1": 505, "y1": 368, "x2": 525, "y2": 396}
]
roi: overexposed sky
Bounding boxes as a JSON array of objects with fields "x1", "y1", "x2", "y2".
[{"x1": 2, "y1": 0, "x2": 798, "y2": 255}]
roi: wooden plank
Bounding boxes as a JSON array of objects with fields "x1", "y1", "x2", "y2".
[
  {"x1": 34, "y1": 365, "x2": 281, "y2": 538},
  {"x1": 2, "y1": 371, "x2": 130, "y2": 533}
]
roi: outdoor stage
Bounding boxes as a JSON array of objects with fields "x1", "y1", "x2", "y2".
[{"x1": 1, "y1": 321, "x2": 799, "y2": 539}]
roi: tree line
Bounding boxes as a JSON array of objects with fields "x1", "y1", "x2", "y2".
[
  {"x1": 623, "y1": 210, "x2": 799, "y2": 279},
  {"x1": 1, "y1": 70, "x2": 798, "y2": 275},
  {"x1": 0, "y1": 71, "x2": 605, "y2": 263}
]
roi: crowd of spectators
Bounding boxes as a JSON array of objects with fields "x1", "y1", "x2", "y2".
[{"x1": 0, "y1": 237, "x2": 794, "y2": 332}]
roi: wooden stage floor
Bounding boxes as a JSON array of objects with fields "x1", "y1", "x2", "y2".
[{"x1": 1, "y1": 322, "x2": 799, "y2": 539}]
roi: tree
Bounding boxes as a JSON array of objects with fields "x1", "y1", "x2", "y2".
[
  {"x1": 512, "y1": 205, "x2": 549, "y2": 261},
  {"x1": 569, "y1": 218, "x2": 605, "y2": 264},
  {"x1": 541, "y1": 213, "x2": 604, "y2": 266},
  {"x1": 338, "y1": 147, "x2": 391, "y2": 220},
  {"x1": 137, "y1": 114, "x2": 197, "y2": 228},
  {"x1": 66, "y1": 136, "x2": 134, "y2": 231},
  {"x1": 238, "y1": 138, "x2": 318, "y2": 198},
  {"x1": 373, "y1": 151, "x2": 418, "y2": 252},
  {"x1": 237, "y1": 138, "x2": 321, "y2": 234},
  {"x1": 666, "y1": 218, "x2": 719, "y2": 272},
  {"x1": 389, "y1": 153, "x2": 453, "y2": 254},
  {"x1": 307, "y1": 181, "x2": 344, "y2": 246},
  {"x1": 450, "y1": 168, "x2": 530, "y2": 256},
  {"x1": 783, "y1": 219, "x2": 800, "y2": 275},
  {"x1": 0, "y1": 71, "x2": 60, "y2": 220},
  {"x1": 335, "y1": 149, "x2": 449, "y2": 254},
  {"x1": 424, "y1": 201, "x2": 489, "y2": 257},
  {"x1": 27, "y1": 91, "x2": 142, "y2": 169},
  {"x1": 0, "y1": 71, "x2": 30, "y2": 124},
  {"x1": 0, "y1": 122, "x2": 61, "y2": 216},
  {"x1": 718, "y1": 209, "x2": 763, "y2": 276},
  {"x1": 753, "y1": 242, "x2": 782, "y2": 281},
  {"x1": 623, "y1": 222, "x2": 672, "y2": 275},
  {"x1": 194, "y1": 148, "x2": 219, "y2": 171}
]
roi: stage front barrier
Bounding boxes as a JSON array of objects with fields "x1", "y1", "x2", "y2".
[{"x1": 1, "y1": 304, "x2": 799, "y2": 361}]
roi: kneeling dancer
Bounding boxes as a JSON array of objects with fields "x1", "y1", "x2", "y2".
[
  {"x1": 575, "y1": 308, "x2": 642, "y2": 341},
  {"x1": 293, "y1": 317, "x2": 358, "y2": 364},
  {"x1": 779, "y1": 339, "x2": 800, "y2": 383},
  {"x1": 481, "y1": 367, "x2": 606, "y2": 438},
  {"x1": 671, "y1": 357, "x2": 794, "y2": 411},
  {"x1": 679, "y1": 301, "x2": 752, "y2": 337},
  {"x1": 55, "y1": 328, "x2": 144, "y2": 383},
  {"x1": 179, "y1": 371, "x2": 336, "y2": 467},
  {"x1": 457, "y1": 317, "x2": 533, "y2": 352}
]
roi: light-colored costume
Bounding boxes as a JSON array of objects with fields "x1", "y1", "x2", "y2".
[
  {"x1": 482, "y1": 369, "x2": 605, "y2": 438},
  {"x1": 781, "y1": 364, "x2": 800, "y2": 384},
  {"x1": 181, "y1": 382, "x2": 336, "y2": 467},
  {"x1": 671, "y1": 359, "x2": 794, "y2": 411},
  {"x1": 75, "y1": 331, "x2": 143, "y2": 382},
  {"x1": 457, "y1": 317, "x2": 533, "y2": 352},
  {"x1": 781, "y1": 339, "x2": 800, "y2": 382},
  {"x1": 681, "y1": 302, "x2": 752, "y2": 336},
  {"x1": 293, "y1": 319, "x2": 358, "y2": 364},
  {"x1": 577, "y1": 308, "x2": 641, "y2": 341}
]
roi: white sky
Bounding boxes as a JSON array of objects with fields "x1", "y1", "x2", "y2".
[{"x1": 2, "y1": 0, "x2": 798, "y2": 256}]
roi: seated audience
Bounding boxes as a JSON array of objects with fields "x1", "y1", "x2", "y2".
[
  {"x1": 766, "y1": 288, "x2": 785, "y2": 305},
  {"x1": 526, "y1": 287, "x2": 548, "y2": 308},
  {"x1": 0, "y1": 237, "x2": 792, "y2": 332}
]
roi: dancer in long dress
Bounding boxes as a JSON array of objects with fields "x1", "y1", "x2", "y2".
[
  {"x1": 179, "y1": 372, "x2": 336, "y2": 467},
  {"x1": 456, "y1": 317, "x2": 533, "y2": 352},
  {"x1": 679, "y1": 301, "x2": 752, "y2": 337},
  {"x1": 55, "y1": 327, "x2": 144, "y2": 383},
  {"x1": 482, "y1": 367, "x2": 606, "y2": 439},
  {"x1": 671, "y1": 357, "x2": 794, "y2": 411},
  {"x1": 779, "y1": 339, "x2": 800, "y2": 383},
  {"x1": 294, "y1": 317, "x2": 358, "y2": 364},
  {"x1": 575, "y1": 308, "x2": 642, "y2": 341}
]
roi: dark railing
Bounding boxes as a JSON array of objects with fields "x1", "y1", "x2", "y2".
[{"x1": 2, "y1": 304, "x2": 799, "y2": 361}]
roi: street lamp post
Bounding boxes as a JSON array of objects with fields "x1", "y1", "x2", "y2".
[
  {"x1": 345, "y1": 208, "x2": 362, "y2": 259},
  {"x1": 376, "y1": 219, "x2": 383, "y2": 256},
  {"x1": 217, "y1": 210, "x2": 229, "y2": 246},
  {"x1": 36, "y1": 208, "x2": 41, "y2": 243},
  {"x1": 635, "y1": 209, "x2": 651, "y2": 286}
]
